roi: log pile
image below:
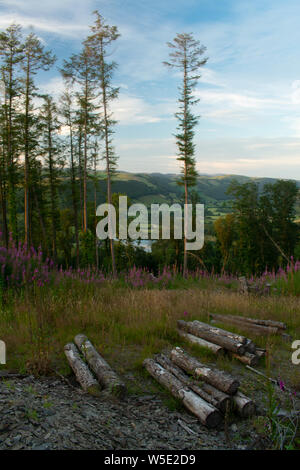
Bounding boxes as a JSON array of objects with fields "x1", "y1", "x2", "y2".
[
  {"x1": 64, "y1": 335, "x2": 126, "y2": 398},
  {"x1": 143, "y1": 347, "x2": 255, "y2": 428},
  {"x1": 177, "y1": 319, "x2": 264, "y2": 366}
]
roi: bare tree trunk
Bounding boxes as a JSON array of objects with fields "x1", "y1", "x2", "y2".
[
  {"x1": 143, "y1": 358, "x2": 221, "y2": 428},
  {"x1": 209, "y1": 314, "x2": 278, "y2": 336},
  {"x1": 64, "y1": 343, "x2": 101, "y2": 396},
  {"x1": 155, "y1": 354, "x2": 230, "y2": 413},
  {"x1": 233, "y1": 391, "x2": 255, "y2": 418},
  {"x1": 177, "y1": 320, "x2": 246, "y2": 355},
  {"x1": 232, "y1": 352, "x2": 259, "y2": 366},
  {"x1": 170, "y1": 347, "x2": 239, "y2": 395},
  {"x1": 74, "y1": 334, "x2": 126, "y2": 398},
  {"x1": 177, "y1": 329, "x2": 224, "y2": 355}
]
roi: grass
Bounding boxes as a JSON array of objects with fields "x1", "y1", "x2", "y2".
[{"x1": 1, "y1": 280, "x2": 299, "y2": 381}]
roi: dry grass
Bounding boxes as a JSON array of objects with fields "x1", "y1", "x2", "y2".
[{"x1": 1, "y1": 283, "x2": 299, "y2": 381}]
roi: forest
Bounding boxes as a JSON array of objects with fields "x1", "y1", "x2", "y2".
[{"x1": 0, "y1": 14, "x2": 299, "y2": 280}]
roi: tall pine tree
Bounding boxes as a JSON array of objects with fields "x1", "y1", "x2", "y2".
[{"x1": 164, "y1": 33, "x2": 207, "y2": 276}]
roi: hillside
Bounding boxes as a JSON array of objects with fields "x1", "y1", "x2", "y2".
[{"x1": 60, "y1": 172, "x2": 300, "y2": 221}]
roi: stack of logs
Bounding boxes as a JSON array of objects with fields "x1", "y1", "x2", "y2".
[
  {"x1": 64, "y1": 334, "x2": 126, "y2": 398},
  {"x1": 177, "y1": 319, "x2": 266, "y2": 366},
  {"x1": 144, "y1": 347, "x2": 255, "y2": 429}
]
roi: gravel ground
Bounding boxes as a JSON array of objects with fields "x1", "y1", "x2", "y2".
[{"x1": 0, "y1": 373, "x2": 261, "y2": 451}]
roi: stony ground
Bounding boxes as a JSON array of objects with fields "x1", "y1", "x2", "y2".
[{"x1": 0, "y1": 372, "x2": 266, "y2": 451}]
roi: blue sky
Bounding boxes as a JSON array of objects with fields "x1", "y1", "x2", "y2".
[{"x1": 1, "y1": 0, "x2": 300, "y2": 179}]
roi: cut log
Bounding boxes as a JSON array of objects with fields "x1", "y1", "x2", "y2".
[
  {"x1": 255, "y1": 348, "x2": 266, "y2": 360},
  {"x1": 193, "y1": 320, "x2": 248, "y2": 345},
  {"x1": 232, "y1": 352, "x2": 259, "y2": 366},
  {"x1": 209, "y1": 314, "x2": 278, "y2": 336},
  {"x1": 177, "y1": 320, "x2": 246, "y2": 355},
  {"x1": 177, "y1": 329, "x2": 224, "y2": 355},
  {"x1": 155, "y1": 354, "x2": 231, "y2": 413},
  {"x1": 233, "y1": 391, "x2": 255, "y2": 418},
  {"x1": 239, "y1": 276, "x2": 249, "y2": 294},
  {"x1": 170, "y1": 347, "x2": 239, "y2": 395},
  {"x1": 212, "y1": 313, "x2": 286, "y2": 331},
  {"x1": 143, "y1": 358, "x2": 221, "y2": 428},
  {"x1": 244, "y1": 339, "x2": 257, "y2": 354},
  {"x1": 74, "y1": 334, "x2": 126, "y2": 398},
  {"x1": 64, "y1": 343, "x2": 101, "y2": 396}
]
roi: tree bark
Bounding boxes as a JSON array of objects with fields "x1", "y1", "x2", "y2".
[
  {"x1": 232, "y1": 352, "x2": 259, "y2": 366},
  {"x1": 232, "y1": 391, "x2": 255, "y2": 418},
  {"x1": 74, "y1": 334, "x2": 126, "y2": 398},
  {"x1": 170, "y1": 347, "x2": 239, "y2": 395},
  {"x1": 155, "y1": 354, "x2": 230, "y2": 413},
  {"x1": 209, "y1": 314, "x2": 278, "y2": 336},
  {"x1": 177, "y1": 329, "x2": 224, "y2": 355},
  {"x1": 233, "y1": 315, "x2": 286, "y2": 331},
  {"x1": 143, "y1": 358, "x2": 221, "y2": 428},
  {"x1": 64, "y1": 343, "x2": 101, "y2": 396},
  {"x1": 177, "y1": 320, "x2": 246, "y2": 355},
  {"x1": 193, "y1": 320, "x2": 248, "y2": 345}
]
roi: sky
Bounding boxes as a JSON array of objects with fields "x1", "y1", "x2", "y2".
[{"x1": 0, "y1": 0, "x2": 300, "y2": 179}]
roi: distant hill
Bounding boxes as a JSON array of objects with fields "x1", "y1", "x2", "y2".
[{"x1": 59, "y1": 171, "x2": 300, "y2": 221}]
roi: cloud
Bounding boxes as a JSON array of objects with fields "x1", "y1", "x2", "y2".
[
  {"x1": 0, "y1": 13, "x2": 88, "y2": 37},
  {"x1": 112, "y1": 93, "x2": 175, "y2": 125}
]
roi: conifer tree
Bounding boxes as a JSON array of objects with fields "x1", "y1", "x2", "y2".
[
  {"x1": 85, "y1": 11, "x2": 120, "y2": 277},
  {"x1": 60, "y1": 88, "x2": 80, "y2": 266},
  {"x1": 39, "y1": 94, "x2": 63, "y2": 260},
  {"x1": 61, "y1": 44, "x2": 98, "y2": 234},
  {"x1": 164, "y1": 33, "x2": 207, "y2": 276},
  {"x1": 21, "y1": 32, "x2": 56, "y2": 246},
  {"x1": 0, "y1": 24, "x2": 24, "y2": 241}
]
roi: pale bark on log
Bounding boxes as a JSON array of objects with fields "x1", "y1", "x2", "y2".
[
  {"x1": 74, "y1": 334, "x2": 126, "y2": 398},
  {"x1": 209, "y1": 314, "x2": 278, "y2": 336},
  {"x1": 143, "y1": 358, "x2": 221, "y2": 428},
  {"x1": 239, "y1": 276, "x2": 249, "y2": 294},
  {"x1": 64, "y1": 343, "x2": 101, "y2": 396},
  {"x1": 212, "y1": 313, "x2": 286, "y2": 330},
  {"x1": 232, "y1": 352, "x2": 259, "y2": 366},
  {"x1": 233, "y1": 391, "x2": 256, "y2": 418},
  {"x1": 177, "y1": 320, "x2": 246, "y2": 355},
  {"x1": 255, "y1": 348, "x2": 266, "y2": 359},
  {"x1": 170, "y1": 347, "x2": 239, "y2": 395},
  {"x1": 177, "y1": 329, "x2": 224, "y2": 355},
  {"x1": 155, "y1": 354, "x2": 231, "y2": 413},
  {"x1": 192, "y1": 320, "x2": 248, "y2": 345}
]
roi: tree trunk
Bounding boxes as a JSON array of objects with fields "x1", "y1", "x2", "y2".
[
  {"x1": 193, "y1": 319, "x2": 248, "y2": 345},
  {"x1": 74, "y1": 334, "x2": 126, "y2": 398},
  {"x1": 170, "y1": 347, "x2": 239, "y2": 395},
  {"x1": 226, "y1": 315, "x2": 286, "y2": 331},
  {"x1": 64, "y1": 343, "x2": 101, "y2": 396},
  {"x1": 255, "y1": 348, "x2": 266, "y2": 360},
  {"x1": 155, "y1": 354, "x2": 230, "y2": 413},
  {"x1": 232, "y1": 391, "x2": 255, "y2": 418},
  {"x1": 209, "y1": 314, "x2": 278, "y2": 336},
  {"x1": 177, "y1": 320, "x2": 246, "y2": 355},
  {"x1": 232, "y1": 352, "x2": 259, "y2": 366},
  {"x1": 143, "y1": 358, "x2": 221, "y2": 428},
  {"x1": 177, "y1": 329, "x2": 224, "y2": 355}
]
